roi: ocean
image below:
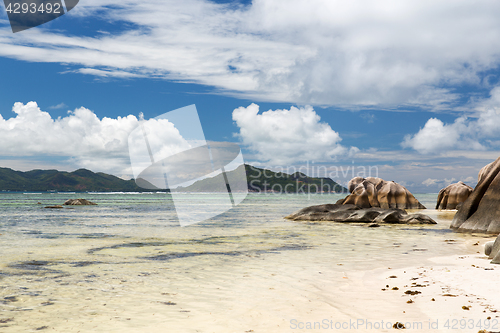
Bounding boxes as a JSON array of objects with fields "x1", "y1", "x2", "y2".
[{"x1": 0, "y1": 192, "x2": 487, "y2": 332}]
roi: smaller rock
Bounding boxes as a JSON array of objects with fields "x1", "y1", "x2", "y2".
[
  {"x1": 44, "y1": 205, "x2": 63, "y2": 209},
  {"x1": 485, "y1": 241, "x2": 495, "y2": 256},
  {"x1": 436, "y1": 181, "x2": 473, "y2": 210},
  {"x1": 401, "y1": 213, "x2": 437, "y2": 225},
  {"x1": 63, "y1": 199, "x2": 97, "y2": 206},
  {"x1": 489, "y1": 235, "x2": 500, "y2": 264},
  {"x1": 368, "y1": 223, "x2": 380, "y2": 228}
]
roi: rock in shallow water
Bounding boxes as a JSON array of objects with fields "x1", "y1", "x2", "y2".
[
  {"x1": 63, "y1": 199, "x2": 97, "y2": 206},
  {"x1": 285, "y1": 203, "x2": 436, "y2": 224}
]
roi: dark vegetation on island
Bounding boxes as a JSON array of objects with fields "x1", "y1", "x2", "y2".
[
  {"x1": 175, "y1": 164, "x2": 347, "y2": 193},
  {"x1": 0, "y1": 167, "x2": 145, "y2": 192},
  {"x1": 0, "y1": 164, "x2": 347, "y2": 193}
]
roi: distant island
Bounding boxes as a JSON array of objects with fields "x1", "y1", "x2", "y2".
[
  {"x1": 0, "y1": 164, "x2": 347, "y2": 193},
  {"x1": 175, "y1": 164, "x2": 347, "y2": 193},
  {"x1": 0, "y1": 167, "x2": 144, "y2": 192}
]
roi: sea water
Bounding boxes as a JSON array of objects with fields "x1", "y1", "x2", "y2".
[{"x1": 0, "y1": 193, "x2": 487, "y2": 332}]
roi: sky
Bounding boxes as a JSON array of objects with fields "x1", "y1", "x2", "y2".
[{"x1": 1, "y1": 0, "x2": 500, "y2": 192}]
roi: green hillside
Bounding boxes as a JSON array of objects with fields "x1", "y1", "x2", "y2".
[
  {"x1": 0, "y1": 164, "x2": 347, "y2": 193},
  {"x1": 175, "y1": 164, "x2": 347, "y2": 193},
  {"x1": 0, "y1": 167, "x2": 144, "y2": 192}
]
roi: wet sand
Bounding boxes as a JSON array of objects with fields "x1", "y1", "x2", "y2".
[{"x1": 1, "y1": 237, "x2": 498, "y2": 333}]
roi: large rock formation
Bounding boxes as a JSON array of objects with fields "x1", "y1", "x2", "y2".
[
  {"x1": 285, "y1": 203, "x2": 436, "y2": 224},
  {"x1": 436, "y1": 181, "x2": 473, "y2": 210},
  {"x1": 451, "y1": 156, "x2": 500, "y2": 234},
  {"x1": 64, "y1": 199, "x2": 97, "y2": 206},
  {"x1": 478, "y1": 161, "x2": 495, "y2": 183},
  {"x1": 338, "y1": 177, "x2": 425, "y2": 209}
]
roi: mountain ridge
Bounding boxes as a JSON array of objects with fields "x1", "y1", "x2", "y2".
[
  {"x1": 0, "y1": 167, "x2": 143, "y2": 192},
  {"x1": 175, "y1": 164, "x2": 347, "y2": 193},
  {"x1": 0, "y1": 165, "x2": 347, "y2": 193}
]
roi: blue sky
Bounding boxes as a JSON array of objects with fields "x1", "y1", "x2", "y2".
[{"x1": 1, "y1": 0, "x2": 500, "y2": 192}]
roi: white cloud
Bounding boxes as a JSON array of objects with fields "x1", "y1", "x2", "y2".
[
  {"x1": 360, "y1": 113, "x2": 376, "y2": 123},
  {"x1": 422, "y1": 178, "x2": 439, "y2": 186},
  {"x1": 48, "y1": 102, "x2": 67, "y2": 110},
  {"x1": 232, "y1": 103, "x2": 355, "y2": 165},
  {"x1": 422, "y1": 177, "x2": 456, "y2": 187},
  {"x1": 76, "y1": 68, "x2": 144, "y2": 79},
  {"x1": 401, "y1": 117, "x2": 475, "y2": 154},
  {"x1": 401, "y1": 103, "x2": 500, "y2": 154},
  {"x1": 463, "y1": 176, "x2": 475, "y2": 183},
  {"x1": 2, "y1": 0, "x2": 500, "y2": 107},
  {"x1": 0, "y1": 102, "x2": 189, "y2": 177},
  {"x1": 475, "y1": 86, "x2": 500, "y2": 113}
]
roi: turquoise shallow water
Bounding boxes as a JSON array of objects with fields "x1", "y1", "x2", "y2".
[{"x1": 0, "y1": 192, "x2": 489, "y2": 332}]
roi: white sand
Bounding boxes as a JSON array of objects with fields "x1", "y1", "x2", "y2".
[{"x1": 355, "y1": 238, "x2": 500, "y2": 333}]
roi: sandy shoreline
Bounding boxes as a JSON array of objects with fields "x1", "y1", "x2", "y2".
[{"x1": 348, "y1": 238, "x2": 500, "y2": 333}]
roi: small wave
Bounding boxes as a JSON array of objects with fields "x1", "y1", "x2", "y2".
[{"x1": 86, "y1": 192, "x2": 152, "y2": 195}]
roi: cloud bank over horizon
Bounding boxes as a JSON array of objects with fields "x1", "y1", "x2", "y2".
[
  {"x1": 0, "y1": 101, "x2": 357, "y2": 176},
  {"x1": 0, "y1": 100, "x2": 498, "y2": 192},
  {"x1": 2, "y1": 0, "x2": 500, "y2": 109}
]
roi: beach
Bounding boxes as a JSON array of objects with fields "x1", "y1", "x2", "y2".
[{"x1": 0, "y1": 193, "x2": 498, "y2": 332}]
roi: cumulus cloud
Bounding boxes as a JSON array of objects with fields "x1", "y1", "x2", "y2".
[
  {"x1": 0, "y1": 102, "x2": 189, "y2": 177},
  {"x1": 401, "y1": 106, "x2": 500, "y2": 154},
  {"x1": 401, "y1": 117, "x2": 475, "y2": 154},
  {"x1": 2, "y1": 0, "x2": 500, "y2": 107},
  {"x1": 422, "y1": 178, "x2": 439, "y2": 186},
  {"x1": 422, "y1": 177, "x2": 456, "y2": 187},
  {"x1": 232, "y1": 103, "x2": 355, "y2": 165},
  {"x1": 1, "y1": 101, "x2": 356, "y2": 175}
]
